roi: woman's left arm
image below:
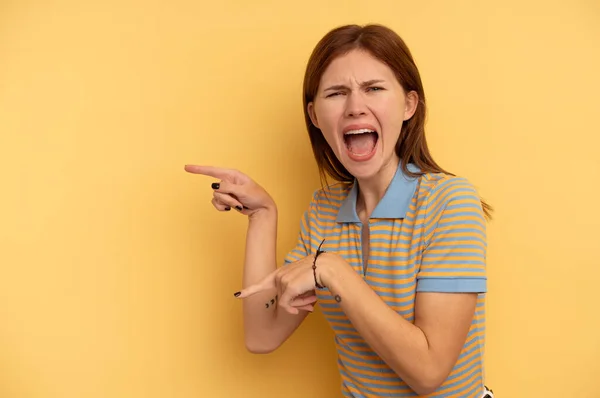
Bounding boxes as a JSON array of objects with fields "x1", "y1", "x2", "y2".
[
  {"x1": 319, "y1": 177, "x2": 487, "y2": 396},
  {"x1": 319, "y1": 258, "x2": 478, "y2": 396}
]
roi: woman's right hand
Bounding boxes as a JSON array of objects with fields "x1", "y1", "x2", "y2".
[{"x1": 184, "y1": 165, "x2": 276, "y2": 218}]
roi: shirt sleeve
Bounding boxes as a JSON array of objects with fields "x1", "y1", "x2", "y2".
[
  {"x1": 283, "y1": 191, "x2": 318, "y2": 265},
  {"x1": 416, "y1": 176, "x2": 488, "y2": 293}
]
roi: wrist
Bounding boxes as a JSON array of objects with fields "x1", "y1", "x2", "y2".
[
  {"x1": 248, "y1": 204, "x2": 277, "y2": 221},
  {"x1": 317, "y1": 253, "x2": 348, "y2": 289}
]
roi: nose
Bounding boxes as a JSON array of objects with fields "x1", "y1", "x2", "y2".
[{"x1": 344, "y1": 92, "x2": 368, "y2": 118}]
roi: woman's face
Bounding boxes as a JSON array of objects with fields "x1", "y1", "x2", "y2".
[{"x1": 308, "y1": 49, "x2": 418, "y2": 182}]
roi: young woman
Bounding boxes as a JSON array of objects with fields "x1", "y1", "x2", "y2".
[{"x1": 186, "y1": 24, "x2": 493, "y2": 398}]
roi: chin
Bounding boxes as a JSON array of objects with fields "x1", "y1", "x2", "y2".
[{"x1": 343, "y1": 161, "x2": 384, "y2": 181}]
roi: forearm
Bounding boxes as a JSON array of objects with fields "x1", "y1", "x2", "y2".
[
  {"x1": 243, "y1": 208, "x2": 279, "y2": 287},
  {"x1": 241, "y1": 208, "x2": 279, "y2": 337},
  {"x1": 321, "y1": 265, "x2": 440, "y2": 395},
  {"x1": 241, "y1": 207, "x2": 309, "y2": 353}
]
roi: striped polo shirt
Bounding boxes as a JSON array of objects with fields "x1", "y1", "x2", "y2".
[{"x1": 284, "y1": 162, "x2": 487, "y2": 397}]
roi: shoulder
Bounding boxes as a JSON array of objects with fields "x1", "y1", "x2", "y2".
[
  {"x1": 418, "y1": 172, "x2": 482, "y2": 210},
  {"x1": 416, "y1": 174, "x2": 487, "y2": 253},
  {"x1": 414, "y1": 172, "x2": 486, "y2": 234},
  {"x1": 419, "y1": 172, "x2": 479, "y2": 195}
]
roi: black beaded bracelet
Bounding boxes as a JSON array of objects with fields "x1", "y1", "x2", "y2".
[{"x1": 312, "y1": 238, "x2": 326, "y2": 289}]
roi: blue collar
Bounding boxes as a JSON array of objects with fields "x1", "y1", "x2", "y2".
[{"x1": 336, "y1": 162, "x2": 420, "y2": 223}]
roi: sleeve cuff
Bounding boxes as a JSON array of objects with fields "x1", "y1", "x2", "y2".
[{"x1": 416, "y1": 277, "x2": 487, "y2": 293}]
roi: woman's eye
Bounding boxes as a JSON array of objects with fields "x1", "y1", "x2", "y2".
[{"x1": 326, "y1": 92, "x2": 343, "y2": 98}]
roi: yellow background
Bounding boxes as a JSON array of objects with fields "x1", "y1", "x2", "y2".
[{"x1": 1, "y1": 0, "x2": 599, "y2": 397}]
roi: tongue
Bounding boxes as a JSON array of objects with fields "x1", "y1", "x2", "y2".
[{"x1": 346, "y1": 133, "x2": 376, "y2": 155}]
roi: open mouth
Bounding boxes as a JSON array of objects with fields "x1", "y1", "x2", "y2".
[{"x1": 343, "y1": 128, "x2": 379, "y2": 158}]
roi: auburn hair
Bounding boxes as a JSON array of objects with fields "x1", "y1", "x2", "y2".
[{"x1": 302, "y1": 24, "x2": 493, "y2": 219}]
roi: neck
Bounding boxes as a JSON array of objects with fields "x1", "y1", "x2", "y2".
[{"x1": 355, "y1": 156, "x2": 399, "y2": 219}]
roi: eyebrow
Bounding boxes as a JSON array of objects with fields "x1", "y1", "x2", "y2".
[{"x1": 323, "y1": 79, "x2": 386, "y2": 92}]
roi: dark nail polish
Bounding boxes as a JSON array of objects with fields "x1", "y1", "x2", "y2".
[
  {"x1": 211, "y1": 183, "x2": 220, "y2": 189},
  {"x1": 234, "y1": 291, "x2": 241, "y2": 297},
  {"x1": 225, "y1": 207, "x2": 231, "y2": 211},
  {"x1": 235, "y1": 206, "x2": 243, "y2": 211}
]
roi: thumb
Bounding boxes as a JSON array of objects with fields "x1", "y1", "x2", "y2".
[{"x1": 234, "y1": 271, "x2": 277, "y2": 299}]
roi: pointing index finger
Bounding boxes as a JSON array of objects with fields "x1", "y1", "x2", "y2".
[
  {"x1": 235, "y1": 271, "x2": 277, "y2": 299},
  {"x1": 184, "y1": 165, "x2": 235, "y2": 180}
]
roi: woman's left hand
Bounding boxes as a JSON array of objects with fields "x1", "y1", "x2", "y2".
[{"x1": 235, "y1": 252, "x2": 343, "y2": 314}]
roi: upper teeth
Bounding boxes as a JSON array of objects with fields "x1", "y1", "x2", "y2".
[{"x1": 344, "y1": 129, "x2": 375, "y2": 135}]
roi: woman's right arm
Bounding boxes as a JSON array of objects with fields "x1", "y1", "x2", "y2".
[{"x1": 184, "y1": 165, "x2": 310, "y2": 353}]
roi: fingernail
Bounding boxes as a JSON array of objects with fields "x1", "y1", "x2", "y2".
[
  {"x1": 225, "y1": 206, "x2": 231, "y2": 211},
  {"x1": 235, "y1": 206, "x2": 243, "y2": 211},
  {"x1": 234, "y1": 291, "x2": 241, "y2": 297},
  {"x1": 211, "y1": 183, "x2": 220, "y2": 189}
]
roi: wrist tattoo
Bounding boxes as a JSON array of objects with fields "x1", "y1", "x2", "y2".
[
  {"x1": 265, "y1": 294, "x2": 278, "y2": 309},
  {"x1": 334, "y1": 294, "x2": 342, "y2": 303}
]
